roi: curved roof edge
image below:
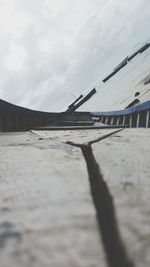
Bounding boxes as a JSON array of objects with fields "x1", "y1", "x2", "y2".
[{"x1": 0, "y1": 99, "x2": 59, "y2": 115}]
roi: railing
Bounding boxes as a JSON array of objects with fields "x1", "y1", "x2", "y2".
[{"x1": 91, "y1": 100, "x2": 150, "y2": 128}]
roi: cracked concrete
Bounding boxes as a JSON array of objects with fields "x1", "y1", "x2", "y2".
[
  {"x1": 0, "y1": 131, "x2": 105, "y2": 267},
  {"x1": 66, "y1": 131, "x2": 134, "y2": 267},
  {"x1": 0, "y1": 129, "x2": 150, "y2": 267}
]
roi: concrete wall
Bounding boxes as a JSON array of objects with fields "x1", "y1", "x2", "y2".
[
  {"x1": 0, "y1": 99, "x2": 60, "y2": 132},
  {"x1": 0, "y1": 99, "x2": 91, "y2": 132}
]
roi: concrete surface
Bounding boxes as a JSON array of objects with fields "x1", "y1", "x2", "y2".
[
  {"x1": 0, "y1": 131, "x2": 105, "y2": 267},
  {"x1": 32, "y1": 128, "x2": 118, "y2": 144},
  {"x1": 0, "y1": 129, "x2": 150, "y2": 267},
  {"x1": 92, "y1": 129, "x2": 150, "y2": 267}
]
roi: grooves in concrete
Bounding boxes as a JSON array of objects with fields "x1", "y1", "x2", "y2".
[{"x1": 67, "y1": 129, "x2": 134, "y2": 267}]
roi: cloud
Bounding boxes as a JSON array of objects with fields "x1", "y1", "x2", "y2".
[{"x1": 0, "y1": 0, "x2": 150, "y2": 111}]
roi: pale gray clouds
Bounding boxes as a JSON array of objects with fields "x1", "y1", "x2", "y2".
[{"x1": 0, "y1": 0, "x2": 150, "y2": 111}]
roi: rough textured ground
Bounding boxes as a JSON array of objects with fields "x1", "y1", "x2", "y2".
[{"x1": 0, "y1": 129, "x2": 150, "y2": 267}]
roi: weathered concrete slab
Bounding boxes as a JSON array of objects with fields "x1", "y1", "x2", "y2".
[
  {"x1": 34, "y1": 128, "x2": 150, "y2": 267},
  {"x1": 92, "y1": 129, "x2": 150, "y2": 267},
  {"x1": 1, "y1": 129, "x2": 150, "y2": 267},
  {"x1": 33, "y1": 128, "x2": 117, "y2": 144},
  {"x1": 0, "y1": 131, "x2": 106, "y2": 267}
]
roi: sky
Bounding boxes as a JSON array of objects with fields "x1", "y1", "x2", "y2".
[{"x1": 0, "y1": 0, "x2": 150, "y2": 111}]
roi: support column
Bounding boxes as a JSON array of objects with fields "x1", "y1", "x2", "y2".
[
  {"x1": 129, "y1": 115, "x2": 132, "y2": 128},
  {"x1": 123, "y1": 116, "x2": 125, "y2": 126},
  {"x1": 111, "y1": 117, "x2": 114, "y2": 125},
  {"x1": 146, "y1": 110, "x2": 149, "y2": 128},
  {"x1": 105, "y1": 117, "x2": 108, "y2": 124},
  {"x1": 136, "y1": 113, "x2": 140, "y2": 128},
  {"x1": 116, "y1": 117, "x2": 120, "y2": 126}
]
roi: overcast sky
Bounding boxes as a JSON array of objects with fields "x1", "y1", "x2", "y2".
[{"x1": 0, "y1": 0, "x2": 150, "y2": 111}]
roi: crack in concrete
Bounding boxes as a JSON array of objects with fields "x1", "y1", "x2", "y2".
[
  {"x1": 67, "y1": 129, "x2": 134, "y2": 267},
  {"x1": 66, "y1": 129, "x2": 123, "y2": 147}
]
